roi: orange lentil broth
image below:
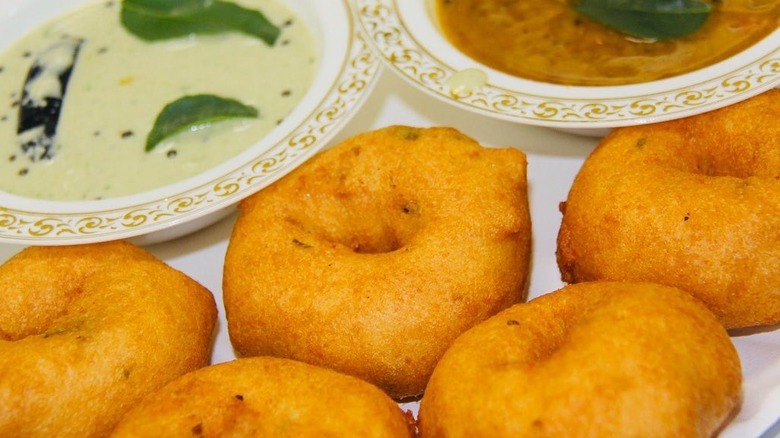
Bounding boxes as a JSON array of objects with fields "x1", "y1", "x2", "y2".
[{"x1": 436, "y1": 0, "x2": 780, "y2": 86}]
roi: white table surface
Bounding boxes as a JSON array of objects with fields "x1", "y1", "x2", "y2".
[{"x1": 1, "y1": 69, "x2": 778, "y2": 437}]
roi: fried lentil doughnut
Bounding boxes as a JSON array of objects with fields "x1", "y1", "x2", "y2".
[
  {"x1": 111, "y1": 356, "x2": 414, "y2": 437},
  {"x1": 557, "y1": 89, "x2": 780, "y2": 329},
  {"x1": 418, "y1": 282, "x2": 742, "y2": 437},
  {"x1": 0, "y1": 241, "x2": 217, "y2": 438},
  {"x1": 223, "y1": 125, "x2": 531, "y2": 399}
]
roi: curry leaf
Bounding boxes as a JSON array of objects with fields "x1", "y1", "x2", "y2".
[
  {"x1": 121, "y1": 0, "x2": 281, "y2": 45},
  {"x1": 575, "y1": 0, "x2": 712, "y2": 40},
  {"x1": 145, "y1": 94, "x2": 258, "y2": 152}
]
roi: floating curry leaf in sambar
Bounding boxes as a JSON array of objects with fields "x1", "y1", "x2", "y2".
[
  {"x1": 145, "y1": 94, "x2": 258, "y2": 152},
  {"x1": 574, "y1": 0, "x2": 712, "y2": 40},
  {"x1": 121, "y1": 0, "x2": 281, "y2": 45}
]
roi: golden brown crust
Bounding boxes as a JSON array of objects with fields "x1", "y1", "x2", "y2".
[
  {"x1": 111, "y1": 357, "x2": 414, "y2": 437},
  {"x1": 0, "y1": 241, "x2": 217, "y2": 437},
  {"x1": 223, "y1": 125, "x2": 532, "y2": 398},
  {"x1": 556, "y1": 89, "x2": 780, "y2": 328},
  {"x1": 418, "y1": 282, "x2": 742, "y2": 437}
]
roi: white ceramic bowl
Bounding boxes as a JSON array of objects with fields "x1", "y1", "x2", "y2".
[
  {"x1": 353, "y1": 0, "x2": 780, "y2": 135},
  {"x1": 0, "y1": 0, "x2": 380, "y2": 246}
]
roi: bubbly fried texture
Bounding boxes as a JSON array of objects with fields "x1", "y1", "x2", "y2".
[
  {"x1": 418, "y1": 282, "x2": 742, "y2": 437},
  {"x1": 111, "y1": 357, "x2": 414, "y2": 437},
  {"x1": 557, "y1": 89, "x2": 780, "y2": 328},
  {"x1": 223, "y1": 125, "x2": 531, "y2": 398},
  {"x1": 0, "y1": 241, "x2": 217, "y2": 438}
]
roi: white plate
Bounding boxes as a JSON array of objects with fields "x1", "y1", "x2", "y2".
[
  {"x1": 165, "y1": 73, "x2": 780, "y2": 436},
  {"x1": 0, "y1": 70, "x2": 778, "y2": 437},
  {"x1": 352, "y1": 0, "x2": 780, "y2": 133},
  {"x1": 0, "y1": 0, "x2": 380, "y2": 245}
]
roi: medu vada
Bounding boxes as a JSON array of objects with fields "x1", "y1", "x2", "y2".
[
  {"x1": 223, "y1": 125, "x2": 531, "y2": 399},
  {"x1": 0, "y1": 241, "x2": 217, "y2": 438},
  {"x1": 418, "y1": 282, "x2": 742, "y2": 437},
  {"x1": 557, "y1": 89, "x2": 780, "y2": 328},
  {"x1": 111, "y1": 356, "x2": 414, "y2": 437}
]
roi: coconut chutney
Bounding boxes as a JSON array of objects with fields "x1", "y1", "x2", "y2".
[{"x1": 0, "y1": 0, "x2": 316, "y2": 200}]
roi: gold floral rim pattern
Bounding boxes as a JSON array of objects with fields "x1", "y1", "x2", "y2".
[
  {"x1": 353, "y1": 0, "x2": 780, "y2": 128},
  {"x1": 0, "y1": 28, "x2": 380, "y2": 244}
]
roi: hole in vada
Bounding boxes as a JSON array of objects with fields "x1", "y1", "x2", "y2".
[
  {"x1": 351, "y1": 231, "x2": 404, "y2": 254},
  {"x1": 282, "y1": 194, "x2": 422, "y2": 255}
]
